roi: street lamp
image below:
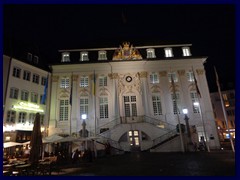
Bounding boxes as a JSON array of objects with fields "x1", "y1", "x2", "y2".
[
  {"x1": 81, "y1": 114, "x2": 87, "y2": 138},
  {"x1": 183, "y1": 108, "x2": 192, "y2": 151}
]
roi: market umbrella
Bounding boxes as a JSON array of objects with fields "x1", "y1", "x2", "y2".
[{"x1": 29, "y1": 113, "x2": 43, "y2": 164}]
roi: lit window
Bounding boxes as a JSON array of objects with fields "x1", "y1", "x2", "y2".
[
  {"x1": 152, "y1": 95, "x2": 162, "y2": 115},
  {"x1": 61, "y1": 52, "x2": 70, "y2": 62},
  {"x1": 80, "y1": 76, "x2": 89, "y2": 87},
  {"x1": 21, "y1": 90, "x2": 29, "y2": 101},
  {"x1": 10, "y1": 87, "x2": 19, "y2": 99},
  {"x1": 187, "y1": 71, "x2": 194, "y2": 82},
  {"x1": 60, "y1": 77, "x2": 70, "y2": 88},
  {"x1": 100, "y1": 97, "x2": 109, "y2": 119},
  {"x1": 223, "y1": 94, "x2": 228, "y2": 101},
  {"x1": 164, "y1": 48, "x2": 173, "y2": 57},
  {"x1": 150, "y1": 72, "x2": 159, "y2": 84},
  {"x1": 99, "y1": 76, "x2": 107, "y2": 86},
  {"x1": 190, "y1": 92, "x2": 200, "y2": 113},
  {"x1": 32, "y1": 74, "x2": 39, "y2": 84},
  {"x1": 168, "y1": 73, "x2": 178, "y2": 82},
  {"x1": 80, "y1": 98, "x2": 88, "y2": 118},
  {"x1": 59, "y1": 99, "x2": 69, "y2": 121},
  {"x1": 182, "y1": 47, "x2": 191, "y2": 56},
  {"x1": 146, "y1": 48, "x2": 156, "y2": 59},
  {"x1": 23, "y1": 70, "x2": 31, "y2": 81},
  {"x1": 98, "y1": 51, "x2": 107, "y2": 60},
  {"x1": 80, "y1": 52, "x2": 89, "y2": 61},
  {"x1": 13, "y1": 67, "x2": 21, "y2": 78},
  {"x1": 29, "y1": 113, "x2": 35, "y2": 124}
]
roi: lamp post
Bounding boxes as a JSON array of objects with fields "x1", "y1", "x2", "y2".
[{"x1": 183, "y1": 108, "x2": 192, "y2": 151}]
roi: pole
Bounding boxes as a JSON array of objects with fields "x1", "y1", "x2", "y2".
[{"x1": 214, "y1": 67, "x2": 235, "y2": 152}]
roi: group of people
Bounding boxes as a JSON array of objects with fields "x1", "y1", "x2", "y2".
[{"x1": 71, "y1": 148, "x2": 94, "y2": 165}]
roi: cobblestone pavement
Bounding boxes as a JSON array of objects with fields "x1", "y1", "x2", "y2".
[{"x1": 54, "y1": 151, "x2": 235, "y2": 176}]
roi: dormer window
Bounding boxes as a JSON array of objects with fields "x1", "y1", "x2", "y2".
[
  {"x1": 146, "y1": 48, "x2": 156, "y2": 59},
  {"x1": 182, "y1": 47, "x2": 191, "y2": 56},
  {"x1": 61, "y1": 52, "x2": 70, "y2": 62},
  {"x1": 33, "y1": 56, "x2": 39, "y2": 64},
  {"x1": 164, "y1": 48, "x2": 173, "y2": 58},
  {"x1": 80, "y1": 52, "x2": 89, "y2": 61},
  {"x1": 27, "y1": 53, "x2": 32, "y2": 61},
  {"x1": 98, "y1": 51, "x2": 107, "y2": 60}
]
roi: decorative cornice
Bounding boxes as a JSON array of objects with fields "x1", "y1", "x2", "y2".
[
  {"x1": 177, "y1": 70, "x2": 185, "y2": 76},
  {"x1": 159, "y1": 71, "x2": 167, "y2": 77},
  {"x1": 72, "y1": 74, "x2": 78, "y2": 81},
  {"x1": 52, "y1": 75, "x2": 59, "y2": 82},
  {"x1": 196, "y1": 69, "x2": 204, "y2": 75},
  {"x1": 108, "y1": 73, "x2": 118, "y2": 79},
  {"x1": 139, "y1": 71, "x2": 147, "y2": 78}
]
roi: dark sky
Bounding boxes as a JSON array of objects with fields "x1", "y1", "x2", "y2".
[{"x1": 3, "y1": 4, "x2": 235, "y2": 92}]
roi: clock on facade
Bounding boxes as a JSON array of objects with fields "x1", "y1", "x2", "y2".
[{"x1": 126, "y1": 76, "x2": 132, "y2": 82}]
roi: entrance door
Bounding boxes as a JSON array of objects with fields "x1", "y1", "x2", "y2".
[
  {"x1": 128, "y1": 130, "x2": 140, "y2": 151},
  {"x1": 124, "y1": 96, "x2": 137, "y2": 122}
]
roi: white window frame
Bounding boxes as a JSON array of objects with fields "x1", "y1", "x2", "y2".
[
  {"x1": 168, "y1": 73, "x2": 178, "y2": 82},
  {"x1": 31, "y1": 92, "x2": 38, "y2": 103},
  {"x1": 152, "y1": 95, "x2": 162, "y2": 115},
  {"x1": 171, "y1": 93, "x2": 181, "y2": 114},
  {"x1": 80, "y1": 52, "x2": 89, "y2": 61},
  {"x1": 61, "y1": 52, "x2": 70, "y2": 62},
  {"x1": 18, "y1": 112, "x2": 27, "y2": 123},
  {"x1": 98, "y1": 51, "x2": 107, "y2": 60},
  {"x1": 23, "y1": 70, "x2": 31, "y2": 81},
  {"x1": 80, "y1": 76, "x2": 89, "y2": 87},
  {"x1": 41, "y1": 77, "x2": 47, "y2": 86},
  {"x1": 10, "y1": 87, "x2": 19, "y2": 99},
  {"x1": 100, "y1": 97, "x2": 109, "y2": 119},
  {"x1": 21, "y1": 90, "x2": 29, "y2": 101},
  {"x1": 59, "y1": 99, "x2": 69, "y2": 121},
  {"x1": 164, "y1": 48, "x2": 173, "y2": 57},
  {"x1": 7, "y1": 110, "x2": 16, "y2": 123},
  {"x1": 60, "y1": 77, "x2": 70, "y2": 88},
  {"x1": 146, "y1": 48, "x2": 156, "y2": 58},
  {"x1": 182, "y1": 47, "x2": 191, "y2": 56},
  {"x1": 191, "y1": 92, "x2": 200, "y2": 113},
  {"x1": 187, "y1": 71, "x2": 194, "y2": 82},
  {"x1": 80, "y1": 98, "x2": 89, "y2": 118},
  {"x1": 150, "y1": 72, "x2": 159, "y2": 84},
  {"x1": 29, "y1": 113, "x2": 35, "y2": 124},
  {"x1": 32, "y1": 73, "x2": 39, "y2": 84},
  {"x1": 13, "y1": 67, "x2": 21, "y2": 78},
  {"x1": 99, "y1": 76, "x2": 107, "y2": 87}
]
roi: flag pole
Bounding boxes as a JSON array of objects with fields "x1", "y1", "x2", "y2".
[
  {"x1": 170, "y1": 71, "x2": 185, "y2": 153},
  {"x1": 192, "y1": 67, "x2": 210, "y2": 152},
  {"x1": 69, "y1": 73, "x2": 73, "y2": 136},
  {"x1": 214, "y1": 67, "x2": 235, "y2": 152},
  {"x1": 93, "y1": 70, "x2": 97, "y2": 136}
]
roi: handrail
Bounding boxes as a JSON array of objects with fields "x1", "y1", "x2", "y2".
[{"x1": 143, "y1": 115, "x2": 176, "y2": 131}]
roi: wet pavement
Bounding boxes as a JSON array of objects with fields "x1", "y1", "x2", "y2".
[{"x1": 53, "y1": 151, "x2": 235, "y2": 176}]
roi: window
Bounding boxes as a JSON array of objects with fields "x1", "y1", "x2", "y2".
[
  {"x1": 190, "y1": 92, "x2": 200, "y2": 113},
  {"x1": 80, "y1": 98, "x2": 88, "y2": 118},
  {"x1": 18, "y1": 112, "x2": 27, "y2": 123},
  {"x1": 31, "y1": 92, "x2": 38, "y2": 103},
  {"x1": 152, "y1": 95, "x2": 162, "y2": 115},
  {"x1": 124, "y1": 96, "x2": 137, "y2": 117},
  {"x1": 80, "y1": 52, "x2": 89, "y2": 61},
  {"x1": 168, "y1": 73, "x2": 178, "y2": 82},
  {"x1": 59, "y1": 100, "x2": 69, "y2": 121},
  {"x1": 100, "y1": 97, "x2": 109, "y2": 119},
  {"x1": 33, "y1": 56, "x2": 39, "y2": 64},
  {"x1": 187, "y1": 71, "x2": 194, "y2": 82},
  {"x1": 41, "y1": 77, "x2": 47, "y2": 86},
  {"x1": 21, "y1": 90, "x2": 29, "y2": 101},
  {"x1": 98, "y1": 51, "x2": 107, "y2": 60},
  {"x1": 150, "y1": 72, "x2": 159, "y2": 84},
  {"x1": 40, "y1": 114, "x2": 44, "y2": 125},
  {"x1": 27, "y1": 53, "x2": 32, "y2": 61},
  {"x1": 10, "y1": 87, "x2": 19, "y2": 99},
  {"x1": 13, "y1": 67, "x2": 21, "y2": 78},
  {"x1": 164, "y1": 48, "x2": 173, "y2": 57},
  {"x1": 80, "y1": 76, "x2": 89, "y2": 87},
  {"x1": 40, "y1": 95, "x2": 46, "y2": 105},
  {"x1": 146, "y1": 48, "x2": 156, "y2": 59},
  {"x1": 171, "y1": 93, "x2": 181, "y2": 114},
  {"x1": 23, "y1": 70, "x2": 31, "y2": 81},
  {"x1": 29, "y1": 113, "x2": 35, "y2": 124},
  {"x1": 61, "y1": 52, "x2": 70, "y2": 62},
  {"x1": 60, "y1": 77, "x2": 70, "y2": 88},
  {"x1": 223, "y1": 94, "x2": 228, "y2": 101},
  {"x1": 32, "y1": 74, "x2": 39, "y2": 84},
  {"x1": 99, "y1": 76, "x2": 107, "y2": 86},
  {"x1": 182, "y1": 47, "x2": 191, "y2": 56},
  {"x1": 7, "y1": 111, "x2": 16, "y2": 123}
]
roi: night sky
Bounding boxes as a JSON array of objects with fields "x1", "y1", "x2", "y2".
[{"x1": 3, "y1": 4, "x2": 235, "y2": 92}]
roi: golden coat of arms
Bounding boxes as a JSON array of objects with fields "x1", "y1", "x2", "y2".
[{"x1": 113, "y1": 42, "x2": 142, "y2": 60}]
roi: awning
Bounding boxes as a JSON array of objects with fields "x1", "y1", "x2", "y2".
[{"x1": 4, "y1": 142, "x2": 23, "y2": 148}]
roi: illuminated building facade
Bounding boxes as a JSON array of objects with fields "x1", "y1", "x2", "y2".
[
  {"x1": 49, "y1": 42, "x2": 220, "y2": 152},
  {"x1": 3, "y1": 55, "x2": 50, "y2": 143},
  {"x1": 210, "y1": 90, "x2": 235, "y2": 141}
]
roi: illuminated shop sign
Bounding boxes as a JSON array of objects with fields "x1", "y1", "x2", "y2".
[{"x1": 12, "y1": 102, "x2": 44, "y2": 112}]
